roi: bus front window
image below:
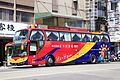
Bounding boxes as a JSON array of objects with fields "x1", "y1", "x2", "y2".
[{"x1": 13, "y1": 30, "x2": 29, "y2": 43}]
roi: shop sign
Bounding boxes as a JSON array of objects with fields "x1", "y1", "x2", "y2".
[
  {"x1": 110, "y1": 31, "x2": 120, "y2": 42},
  {"x1": 110, "y1": 36, "x2": 120, "y2": 42},
  {"x1": 0, "y1": 21, "x2": 28, "y2": 37}
]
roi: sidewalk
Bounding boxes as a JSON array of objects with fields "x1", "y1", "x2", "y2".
[{"x1": 0, "y1": 65, "x2": 10, "y2": 70}]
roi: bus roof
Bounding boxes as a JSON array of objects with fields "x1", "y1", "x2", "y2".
[
  {"x1": 22, "y1": 26, "x2": 88, "y2": 32},
  {"x1": 18, "y1": 26, "x2": 108, "y2": 35}
]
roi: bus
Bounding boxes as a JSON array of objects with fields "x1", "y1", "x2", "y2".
[{"x1": 8, "y1": 25, "x2": 111, "y2": 67}]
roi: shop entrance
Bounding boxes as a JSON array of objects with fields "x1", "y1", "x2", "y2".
[
  {"x1": 0, "y1": 38, "x2": 12, "y2": 66},
  {"x1": 0, "y1": 42, "x2": 3, "y2": 66}
]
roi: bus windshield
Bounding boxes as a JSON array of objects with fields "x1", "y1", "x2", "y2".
[
  {"x1": 12, "y1": 48, "x2": 27, "y2": 57},
  {"x1": 13, "y1": 30, "x2": 29, "y2": 43},
  {"x1": 11, "y1": 43, "x2": 27, "y2": 57}
]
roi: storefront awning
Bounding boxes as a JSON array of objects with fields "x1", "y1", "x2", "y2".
[{"x1": 35, "y1": 12, "x2": 84, "y2": 20}]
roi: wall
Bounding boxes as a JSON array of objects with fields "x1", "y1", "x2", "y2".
[
  {"x1": 0, "y1": 0, "x2": 34, "y2": 7},
  {"x1": 34, "y1": 0, "x2": 86, "y2": 19},
  {"x1": 34, "y1": 0, "x2": 52, "y2": 13}
]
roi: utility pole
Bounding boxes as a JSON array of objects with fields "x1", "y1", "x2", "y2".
[
  {"x1": 13, "y1": 0, "x2": 16, "y2": 22},
  {"x1": 105, "y1": 0, "x2": 108, "y2": 32}
]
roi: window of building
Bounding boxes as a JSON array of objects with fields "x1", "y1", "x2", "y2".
[
  {"x1": 9, "y1": 10, "x2": 13, "y2": 21},
  {"x1": 86, "y1": 6, "x2": 90, "y2": 8},
  {"x1": 111, "y1": 2, "x2": 117, "y2": 10},
  {"x1": 2, "y1": 9, "x2": 8, "y2": 20},
  {"x1": 65, "y1": 19, "x2": 83, "y2": 27},
  {"x1": 43, "y1": 18, "x2": 54, "y2": 26},
  {"x1": 72, "y1": 0, "x2": 78, "y2": 15},
  {"x1": 110, "y1": 18, "x2": 114, "y2": 21},
  {"x1": 52, "y1": 0, "x2": 58, "y2": 12},
  {"x1": 21, "y1": 12, "x2": 33, "y2": 22},
  {"x1": 86, "y1": 3, "x2": 89, "y2": 5},
  {"x1": 16, "y1": 11, "x2": 21, "y2": 22},
  {"x1": 0, "y1": 9, "x2": 2, "y2": 19},
  {"x1": 98, "y1": 2, "x2": 102, "y2": 10},
  {"x1": 0, "y1": 8, "x2": 33, "y2": 23}
]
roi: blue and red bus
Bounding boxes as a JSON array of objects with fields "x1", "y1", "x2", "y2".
[{"x1": 9, "y1": 25, "x2": 111, "y2": 66}]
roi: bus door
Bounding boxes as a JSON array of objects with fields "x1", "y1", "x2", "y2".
[
  {"x1": 28, "y1": 30, "x2": 44, "y2": 65},
  {"x1": 28, "y1": 41, "x2": 38, "y2": 65}
]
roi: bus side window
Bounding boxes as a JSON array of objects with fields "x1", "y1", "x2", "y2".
[
  {"x1": 30, "y1": 30, "x2": 44, "y2": 41},
  {"x1": 60, "y1": 32, "x2": 65, "y2": 41},
  {"x1": 71, "y1": 33, "x2": 81, "y2": 42},
  {"x1": 59, "y1": 32, "x2": 71, "y2": 41},
  {"x1": 29, "y1": 42, "x2": 37, "y2": 55},
  {"x1": 59, "y1": 35, "x2": 65, "y2": 41},
  {"x1": 101, "y1": 35, "x2": 109, "y2": 42},
  {"x1": 82, "y1": 34, "x2": 91, "y2": 42},
  {"x1": 46, "y1": 31, "x2": 59, "y2": 41},
  {"x1": 64, "y1": 32, "x2": 71, "y2": 41},
  {"x1": 92, "y1": 35, "x2": 100, "y2": 42}
]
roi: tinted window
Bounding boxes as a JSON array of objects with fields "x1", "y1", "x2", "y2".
[
  {"x1": 71, "y1": 33, "x2": 81, "y2": 41},
  {"x1": 30, "y1": 30, "x2": 44, "y2": 41},
  {"x1": 13, "y1": 30, "x2": 29, "y2": 43},
  {"x1": 60, "y1": 32, "x2": 71, "y2": 41},
  {"x1": 92, "y1": 35, "x2": 100, "y2": 42},
  {"x1": 46, "y1": 31, "x2": 59, "y2": 41},
  {"x1": 82, "y1": 34, "x2": 91, "y2": 42},
  {"x1": 101, "y1": 35, "x2": 109, "y2": 42}
]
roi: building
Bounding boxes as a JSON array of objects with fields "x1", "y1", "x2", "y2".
[
  {"x1": 0, "y1": 0, "x2": 34, "y2": 66},
  {"x1": 108, "y1": 0, "x2": 120, "y2": 57},
  {"x1": 0, "y1": 0, "x2": 34, "y2": 22},
  {"x1": 85, "y1": 0, "x2": 108, "y2": 32},
  {"x1": 107, "y1": 0, "x2": 120, "y2": 32},
  {"x1": 34, "y1": 0, "x2": 89, "y2": 29}
]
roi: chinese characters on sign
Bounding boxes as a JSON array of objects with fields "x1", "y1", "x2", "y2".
[
  {"x1": 0, "y1": 21, "x2": 28, "y2": 37},
  {"x1": 0, "y1": 23, "x2": 15, "y2": 31}
]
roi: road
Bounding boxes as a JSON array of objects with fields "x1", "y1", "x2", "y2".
[{"x1": 0, "y1": 62, "x2": 120, "y2": 80}]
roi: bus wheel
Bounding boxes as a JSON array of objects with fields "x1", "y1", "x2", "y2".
[
  {"x1": 90, "y1": 54, "x2": 97, "y2": 64},
  {"x1": 46, "y1": 56, "x2": 55, "y2": 67}
]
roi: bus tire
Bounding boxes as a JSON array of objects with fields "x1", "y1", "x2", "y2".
[
  {"x1": 46, "y1": 56, "x2": 55, "y2": 67},
  {"x1": 89, "y1": 54, "x2": 97, "y2": 64}
]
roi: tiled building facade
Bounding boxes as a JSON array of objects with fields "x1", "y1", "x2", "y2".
[{"x1": 34, "y1": 0, "x2": 89, "y2": 29}]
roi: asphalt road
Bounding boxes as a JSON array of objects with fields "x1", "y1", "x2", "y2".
[{"x1": 0, "y1": 62, "x2": 120, "y2": 80}]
